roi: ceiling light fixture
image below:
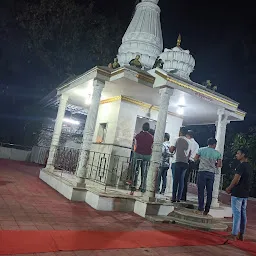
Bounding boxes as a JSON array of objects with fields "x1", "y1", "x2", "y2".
[
  {"x1": 85, "y1": 94, "x2": 92, "y2": 105},
  {"x1": 177, "y1": 106, "x2": 184, "y2": 116},
  {"x1": 63, "y1": 118, "x2": 80, "y2": 125},
  {"x1": 178, "y1": 96, "x2": 186, "y2": 106}
]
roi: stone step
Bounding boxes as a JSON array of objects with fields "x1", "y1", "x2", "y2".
[
  {"x1": 146, "y1": 215, "x2": 228, "y2": 232},
  {"x1": 170, "y1": 208, "x2": 214, "y2": 224}
]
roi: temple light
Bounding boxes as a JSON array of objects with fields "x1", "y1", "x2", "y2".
[
  {"x1": 178, "y1": 96, "x2": 185, "y2": 106},
  {"x1": 85, "y1": 94, "x2": 92, "y2": 105},
  {"x1": 177, "y1": 106, "x2": 184, "y2": 115},
  {"x1": 63, "y1": 118, "x2": 80, "y2": 125}
]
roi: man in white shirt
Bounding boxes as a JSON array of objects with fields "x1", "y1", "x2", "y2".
[{"x1": 181, "y1": 130, "x2": 199, "y2": 201}]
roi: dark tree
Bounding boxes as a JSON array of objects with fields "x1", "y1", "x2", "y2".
[{"x1": 16, "y1": 0, "x2": 125, "y2": 82}]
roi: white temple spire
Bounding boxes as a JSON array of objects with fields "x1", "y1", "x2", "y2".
[{"x1": 117, "y1": 0, "x2": 163, "y2": 69}]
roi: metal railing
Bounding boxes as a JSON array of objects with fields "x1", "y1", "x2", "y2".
[
  {"x1": 1, "y1": 143, "x2": 227, "y2": 192},
  {"x1": 85, "y1": 151, "x2": 131, "y2": 188},
  {"x1": 51, "y1": 147, "x2": 132, "y2": 188},
  {"x1": 54, "y1": 147, "x2": 80, "y2": 173}
]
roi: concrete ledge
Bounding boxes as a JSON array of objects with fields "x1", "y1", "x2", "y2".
[
  {"x1": 39, "y1": 170, "x2": 227, "y2": 223},
  {"x1": 39, "y1": 169, "x2": 86, "y2": 201},
  {"x1": 210, "y1": 206, "x2": 232, "y2": 218},
  {"x1": 39, "y1": 169, "x2": 135, "y2": 212},
  {"x1": 134, "y1": 200, "x2": 174, "y2": 218},
  {"x1": 178, "y1": 201, "x2": 232, "y2": 219}
]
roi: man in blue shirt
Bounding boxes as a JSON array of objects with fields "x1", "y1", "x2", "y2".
[{"x1": 194, "y1": 138, "x2": 222, "y2": 215}]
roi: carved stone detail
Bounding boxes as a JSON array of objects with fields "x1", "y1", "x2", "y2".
[
  {"x1": 118, "y1": 0, "x2": 163, "y2": 69},
  {"x1": 160, "y1": 47, "x2": 195, "y2": 80}
]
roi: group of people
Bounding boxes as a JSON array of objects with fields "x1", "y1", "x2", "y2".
[{"x1": 130, "y1": 122, "x2": 252, "y2": 241}]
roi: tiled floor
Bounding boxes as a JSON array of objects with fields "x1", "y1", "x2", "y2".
[{"x1": 0, "y1": 159, "x2": 255, "y2": 255}]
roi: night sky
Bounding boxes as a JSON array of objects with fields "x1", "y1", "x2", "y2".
[{"x1": 0, "y1": 0, "x2": 255, "y2": 144}]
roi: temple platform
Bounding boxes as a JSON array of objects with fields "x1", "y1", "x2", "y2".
[{"x1": 39, "y1": 169, "x2": 232, "y2": 226}]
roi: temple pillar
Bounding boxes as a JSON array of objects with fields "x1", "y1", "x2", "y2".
[
  {"x1": 144, "y1": 87, "x2": 173, "y2": 201},
  {"x1": 212, "y1": 108, "x2": 230, "y2": 207},
  {"x1": 46, "y1": 94, "x2": 69, "y2": 171},
  {"x1": 75, "y1": 79, "x2": 105, "y2": 187}
]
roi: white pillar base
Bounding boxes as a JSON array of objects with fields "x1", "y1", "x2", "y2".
[
  {"x1": 143, "y1": 192, "x2": 156, "y2": 202},
  {"x1": 75, "y1": 176, "x2": 86, "y2": 188},
  {"x1": 211, "y1": 198, "x2": 220, "y2": 208},
  {"x1": 44, "y1": 165, "x2": 55, "y2": 173}
]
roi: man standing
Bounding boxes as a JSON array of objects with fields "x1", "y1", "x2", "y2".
[
  {"x1": 226, "y1": 148, "x2": 252, "y2": 241},
  {"x1": 182, "y1": 130, "x2": 199, "y2": 201},
  {"x1": 170, "y1": 127, "x2": 189, "y2": 202},
  {"x1": 157, "y1": 133, "x2": 171, "y2": 194},
  {"x1": 131, "y1": 122, "x2": 153, "y2": 194},
  {"x1": 194, "y1": 138, "x2": 222, "y2": 215}
]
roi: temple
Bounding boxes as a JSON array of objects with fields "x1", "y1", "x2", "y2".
[{"x1": 38, "y1": 0, "x2": 245, "y2": 225}]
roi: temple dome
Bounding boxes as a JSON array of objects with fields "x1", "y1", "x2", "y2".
[
  {"x1": 159, "y1": 35, "x2": 195, "y2": 80},
  {"x1": 117, "y1": 0, "x2": 163, "y2": 69}
]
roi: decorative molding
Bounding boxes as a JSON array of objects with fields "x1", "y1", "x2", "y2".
[
  {"x1": 235, "y1": 110, "x2": 246, "y2": 117},
  {"x1": 155, "y1": 70, "x2": 239, "y2": 108},
  {"x1": 99, "y1": 95, "x2": 182, "y2": 118},
  {"x1": 136, "y1": 74, "x2": 155, "y2": 83},
  {"x1": 110, "y1": 68, "x2": 125, "y2": 77},
  {"x1": 100, "y1": 96, "x2": 122, "y2": 105},
  {"x1": 160, "y1": 46, "x2": 195, "y2": 80}
]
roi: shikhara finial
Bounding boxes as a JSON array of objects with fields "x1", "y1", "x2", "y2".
[{"x1": 177, "y1": 34, "x2": 181, "y2": 47}]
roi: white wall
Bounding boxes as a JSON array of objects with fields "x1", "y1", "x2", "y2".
[
  {"x1": 0, "y1": 147, "x2": 31, "y2": 161},
  {"x1": 31, "y1": 146, "x2": 48, "y2": 164},
  {"x1": 166, "y1": 114, "x2": 183, "y2": 145},
  {"x1": 115, "y1": 100, "x2": 183, "y2": 149},
  {"x1": 93, "y1": 100, "x2": 121, "y2": 144},
  {"x1": 114, "y1": 101, "x2": 162, "y2": 148},
  {"x1": 135, "y1": 117, "x2": 156, "y2": 135},
  {"x1": 90, "y1": 98, "x2": 183, "y2": 157}
]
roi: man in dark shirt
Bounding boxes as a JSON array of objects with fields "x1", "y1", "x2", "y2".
[
  {"x1": 157, "y1": 133, "x2": 171, "y2": 194},
  {"x1": 131, "y1": 122, "x2": 153, "y2": 194},
  {"x1": 226, "y1": 148, "x2": 252, "y2": 241}
]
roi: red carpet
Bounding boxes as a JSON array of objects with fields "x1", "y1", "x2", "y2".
[
  {"x1": 230, "y1": 240, "x2": 256, "y2": 256},
  {"x1": 0, "y1": 230, "x2": 255, "y2": 255},
  {"x1": 0, "y1": 229, "x2": 229, "y2": 255}
]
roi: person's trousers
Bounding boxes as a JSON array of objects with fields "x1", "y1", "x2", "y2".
[
  {"x1": 157, "y1": 166, "x2": 169, "y2": 193},
  {"x1": 181, "y1": 160, "x2": 195, "y2": 201},
  {"x1": 171, "y1": 163, "x2": 175, "y2": 178},
  {"x1": 172, "y1": 162, "x2": 188, "y2": 201},
  {"x1": 126, "y1": 151, "x2": 134, "y2": 181},
  {"x1": 231, "y1": 196, "x2": 248, "y2": 236},
  {"x1": 131, "y1": 152, "x2": 150, "y2": 192},
  {"x1": 197, "y1": 171, "x2": 215, "y2": 212}
]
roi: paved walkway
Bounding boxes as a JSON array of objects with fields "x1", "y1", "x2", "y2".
[{"x1": 0, "y1": 159, "x2": 255, "y2": 255}]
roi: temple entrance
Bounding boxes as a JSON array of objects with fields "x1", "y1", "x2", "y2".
[{"x1": 134, "y1": 116, "x2": 156, "y2": 136}]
